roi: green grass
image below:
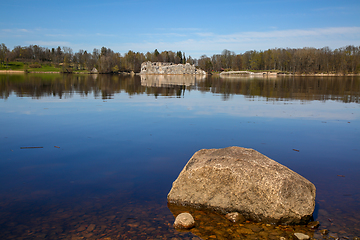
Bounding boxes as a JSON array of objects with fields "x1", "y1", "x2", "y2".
[
  {"x1": 1, "y1": 61, "x2": 90, "y2": 74},
  {"x1": 0, "y1": 62, "x2": 24, "y2": 70},
  {"x1": 0, "y1": 62, "x2": 64, "y2": 72},
  {"x1": 0, "y1": 62, "x2": 71, "y2": 72},
  {"x1": 27, "y1": 65, "x2": 61, "y2": 72},
  {"x1": 73, "y1": 69, "x2": 90, "y2": 73}
]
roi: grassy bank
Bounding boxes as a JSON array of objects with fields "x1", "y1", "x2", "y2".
[{"x1": 0, "y1": 62, "x2": 90, "y2": 73}]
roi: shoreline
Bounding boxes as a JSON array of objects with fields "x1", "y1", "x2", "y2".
[
  {"x1": 1, "y1": 69, "x2": 360, "y2": 76},
  {"x1": 217, "y1": 71, "x2": 360, "y2": 77},
  {"x1": 0, "y1": 70, "x2": 25, "y2": 74}
]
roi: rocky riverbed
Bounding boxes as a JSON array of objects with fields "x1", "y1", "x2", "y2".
[{"x1": 0, "y1": 193, "x2": 359, "y2": 239}]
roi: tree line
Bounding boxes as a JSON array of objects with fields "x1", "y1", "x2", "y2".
[
  {"x1": 198, "y1": 47, "x2": 360, "y2": 74},
  {"x1": 1, "y1": 43, "x2": 359, "y2": 74}
]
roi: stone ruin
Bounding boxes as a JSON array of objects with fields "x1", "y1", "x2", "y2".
[{"x1": 140, "y1": 62, "x2": 206, "y2": 75}]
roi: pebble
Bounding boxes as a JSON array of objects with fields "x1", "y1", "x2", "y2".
[
  {"x1": 294, "y1": 232, "x2": 310, "y2": 240},
  {"x1": 320, "y1": 229, "x2": 329, "y2": 235},
  {"x1": 247, "y1": 224, "x2": 263, "y2": 233},
  {"x1": 307, "y1": 221, "x2": 320, "y2": 229},
  {"x1": 173, "y1": 213, "x2": 195, "y2": 229},
  {"x1": 77, "y1": 225, "x2": 86, "y2": 231},
  {"x1": 225, "y1": 212, "x2": 245, "y2": 223},
  {"x1": 87, "y1": 224, "x2": 95, "y2": 231},
  {"x1": 236, "y1": 228, "x2": 253, "y2": 234}
]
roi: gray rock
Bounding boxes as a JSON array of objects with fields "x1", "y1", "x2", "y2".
[
  {"x1": 173, "y1": 212, "x2": 195, "y2": 229},
  {"x1": 167, "y1": 146, "x2": 316, "y2": 224},
  {"x1": 91, "y1": 68, "x2": 98, "y2": 74},
  {"x1": 294, "y1": 232, "x2": 310, "y2": 240},
  {"x1": 140, "y1": 62, "x2": 206, "y2": 75}
]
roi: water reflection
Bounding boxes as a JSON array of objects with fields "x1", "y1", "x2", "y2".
[
  {"x1": 1, "y1": 74, "x2": 359, "y2": 103},
  {"x1": 140, "y1": 74, "x2": 205, "y2": 87},
  {"x1": 198, "y1": 76, "x2": 360, "y2": 102}
]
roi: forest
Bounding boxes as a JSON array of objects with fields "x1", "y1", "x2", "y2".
[{"x1": 0, "y1": 43, "x2": 359, "y2": 74}]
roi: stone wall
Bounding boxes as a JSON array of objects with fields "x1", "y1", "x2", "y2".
[{"x1": 140, "y1": 62, "x2": 206, "y2": 75}]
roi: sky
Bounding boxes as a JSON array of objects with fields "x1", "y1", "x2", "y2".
[{"x1": 1, "y1": 0, "x2": 360, "y2": 58}]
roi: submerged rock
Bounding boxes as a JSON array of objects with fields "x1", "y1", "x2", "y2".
[
  {"x1": 320, "y1": 229, "x2": 329, "y2": 235},
  {"x1": 294, "y1": 232, "x2": 310, "y2": 240},
  {"x1": 307, "y1": 221, "x2": 320, "y2": 229},
  {"x1": 225, "y1": 212, "x2": 245, "y2": 223},
  {"x1": 173, "y1": 212, "x2": 195, "y2": 229},
  {"x1": 167, "y1": 146, "x2": 316, "y2": 224}
]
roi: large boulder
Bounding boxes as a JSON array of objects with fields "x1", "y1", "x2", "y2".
[{"x1": 167, "y1": 147, "x2": 316, "y2": 224}]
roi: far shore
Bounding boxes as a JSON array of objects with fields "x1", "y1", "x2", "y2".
[
  {"x1": 0, "y1": 70, "x2": 25, "y2": 74},
  {"x1": 1, "y1": 69, "x2": 360, "y2": 76}
]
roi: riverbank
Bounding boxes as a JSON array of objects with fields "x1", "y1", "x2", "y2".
[
  {"x1": 1, "y1": 69, "x2": 360, "y2": 76},
  {"x1": 217, "y1": 71, "x2": 360, "y2": 77},
  {"x1": 0, "y1": 70, "x2": 25, "y2": 74},
  {"x1": 0, "y1": 70, "x2": 136, "y2": 75}
]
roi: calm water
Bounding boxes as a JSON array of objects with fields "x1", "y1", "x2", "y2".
[{"x1": 0, "y1": 73, "x2": 359, "y2": 239}]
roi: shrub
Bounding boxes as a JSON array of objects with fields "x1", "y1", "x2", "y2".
[{"x1": 29, "y1": 63, "x2": 41, "y2": 68}]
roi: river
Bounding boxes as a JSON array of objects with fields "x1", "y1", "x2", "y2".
[{"x1": 0, "y1": 73, "x2": 359, "y2": 239}]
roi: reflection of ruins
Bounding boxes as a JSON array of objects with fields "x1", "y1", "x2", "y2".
[{"x1": 140, "y1": 74, "x2": 205, "y2": 87}]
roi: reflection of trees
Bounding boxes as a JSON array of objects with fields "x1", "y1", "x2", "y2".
[
  {"x1": 0, "y1": 75, "x2": 359, "y2": 103},
  {"x1": 0, "y1": 74, "x2": 142, "y2": 100},
  {"x1": 198, "y1": 76, "x2": 360, "y2": 103}
]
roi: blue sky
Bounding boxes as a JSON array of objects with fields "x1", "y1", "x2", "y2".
[{"x1": 1, "y1": 0, "x2": 359, "y2": 58}]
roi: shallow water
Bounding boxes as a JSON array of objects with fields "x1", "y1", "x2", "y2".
[{"x1": 0, "y1": 73, "x2": 359, "y2": 239}]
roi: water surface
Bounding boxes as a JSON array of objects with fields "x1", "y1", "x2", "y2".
[{"x1": 0, "y1": 74, "x2": 359, "y2": 239}]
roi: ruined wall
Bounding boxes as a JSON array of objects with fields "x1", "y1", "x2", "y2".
[{"x1": 140, "y1": 62, "x2": 206, "y2": 75}]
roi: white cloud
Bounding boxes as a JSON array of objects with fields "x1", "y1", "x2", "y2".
[
  {"x1": 195, "y1": 32, "x2": 215, "y2": 37},
  {"x1": 18, "y1": 29, "x2": 31, "y2": 33},
  {"x1": 156, "y1": 28, "x2": 202, "y2": 32},
  {"x1": 139, "y1": 32, "x2": 188, "y2": 37},
  {"x1": 45, "y1": 34, "x2": 72, "y2": 37},
  {"x1": 192, "y1": 27, "x2": 360, "y2": 44},
  {"x1": 311, "y1": 6, "x2": 346, "y2": 12},
  {"x1": 96, "y1": 33, "x2": 117, "y2": 37},
  {"x1": 1, "y1": 28, "x2": 32, "y2": 33},
  {"x1": 25, "y1": 41, "x2": 71, "y2": 47},
  {"x1": 119, "y1": 26, "x2": 360, "y2": 57},
  {"x1": 2, "y1": 26, "x2": 360, "y2": 58}
]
